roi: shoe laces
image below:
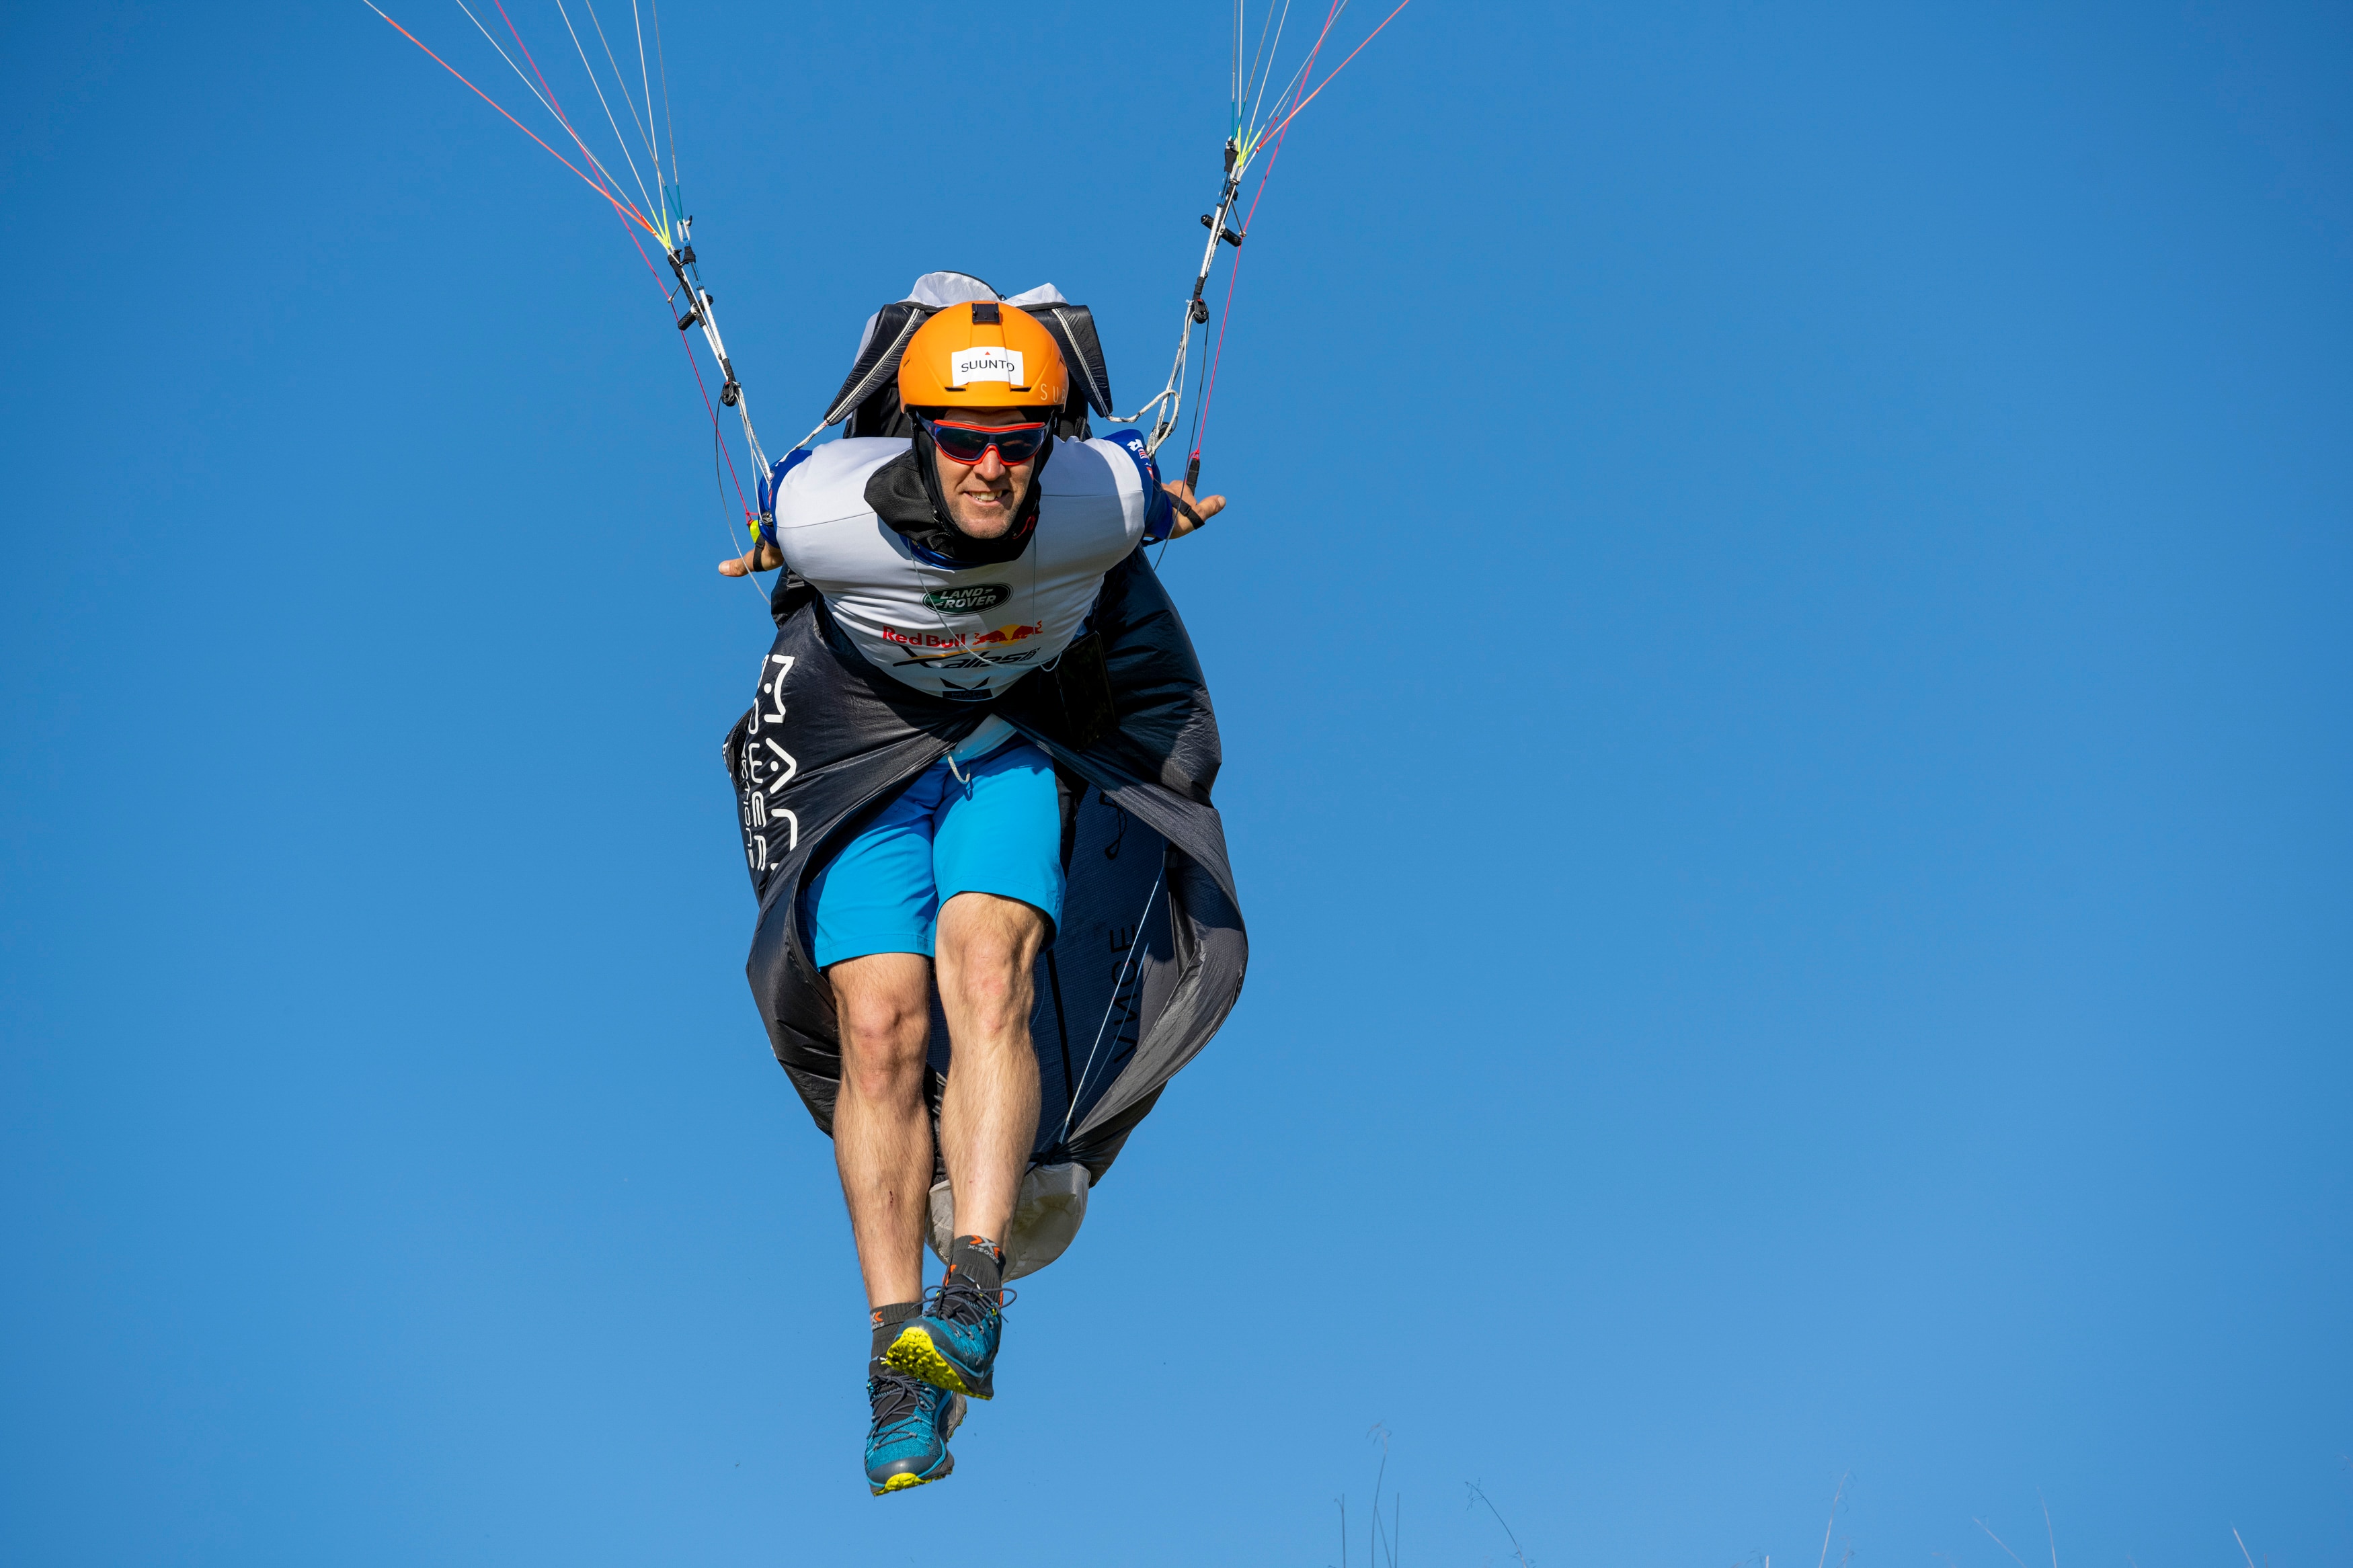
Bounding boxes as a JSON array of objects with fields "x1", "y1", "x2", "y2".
[
  {"x1": 925, "y1": 1274, "x2": 1015, "y2": 1328},
  {"x1": 868, "y1": 1367, "x2": 931, "y2": 1430}
]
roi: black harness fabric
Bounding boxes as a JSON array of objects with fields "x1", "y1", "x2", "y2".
[{"x1": 724, "y1": 550, "x2": 1245, "y2": 1184}]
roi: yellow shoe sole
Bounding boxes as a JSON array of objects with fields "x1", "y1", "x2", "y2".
[
  {"x1": 884, "y1": 1324, "x2": 988, "y2": 1399},
  {"x1": 865, "y1": 1393, "x2": 963, "y2": 1496}
]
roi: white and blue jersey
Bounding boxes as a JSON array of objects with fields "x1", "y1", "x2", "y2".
[{"x1": 766, "y1": 433, "x2": 1170, "y2": 706}]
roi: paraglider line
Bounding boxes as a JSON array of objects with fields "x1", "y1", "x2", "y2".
[
  {"x1": 1193, "y1": 0, "x2": 1411, "y2": 470},
  {"x1": 614, "y1": 216, "x2": 748, "y2": 507},
  {"x1": 1045, "y1": 949, "x2": 1076, "y2": 1125},
  {"x1": 1189, "y1": 0, "x2": 1347, "y2": 468},
  {"x1": 372, "y1": 0, "x2": 767, "y2": 606},
  {"x1": 1242, "y1": 1, "x2": 1337, "y2": 167},
  {"x1": 1234, "y1": 0, "x2": 1345, "y2": 171},
  {"x1": 628, "y1": 0, "x2": 664, "y2": 190},
  {"x1": 585, "y1": 203, "x2": 762, "y2": 595},
  {"x1": 445, "y1": 0, "x2": 648, "y2": 231},
  {"x1": 555, "y1": 0, "x2": 665, "y2": 236},
  {"x1": 649, "y1": 0, "x2": 680, "y2": 192},
  {"x1": 491, "y1": 0, "x2": 564, "y2": 122},
  {"x1": 1240, "y1": 0, "x2": 1298, "y2": 142},
  {"x1": 1058, "y1": 866, "x2": 1164, "y2": 1143},
  {"x1": 607, "y1": 205, "x2": 760, "y2": 567},
  {"x1": 447, "y1": 0, "x2": 573, "y2": 136},
  {"x1": 483, "y1": 0, "x2": 649, "y2": 233},
  {"x1": 1255, "y1": 0, "x2": 1416, "y2": 146},
  {"x1": 360, "y1": 1, "x2": 660, "y2": 241},
  {"x1": 1188, "y1": 91, "x2": 1294, "y2": 468},
  {"x1": 579, "y1": 0, "x2": 664, "y2": 215},
  {"x1": 678, "y1": 308, "x2": 756, "y2": 532}
]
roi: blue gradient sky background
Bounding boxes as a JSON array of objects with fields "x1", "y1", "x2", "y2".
[{"x1": 5, "y1": 2, "x2": 2350, "y2": 1563}]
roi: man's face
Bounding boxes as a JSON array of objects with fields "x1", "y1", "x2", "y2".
[{"x1": 930, "y1": 407, "x2": 1045, "y2": 539}]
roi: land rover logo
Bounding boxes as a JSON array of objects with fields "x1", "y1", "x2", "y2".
[{"x1": 923, "y1": 583, "x2": 1012, "y2": 614}]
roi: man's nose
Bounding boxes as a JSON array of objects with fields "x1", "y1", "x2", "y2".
[{"x1": 973, "y1": 447, "x2": 1008, "y2": 481}]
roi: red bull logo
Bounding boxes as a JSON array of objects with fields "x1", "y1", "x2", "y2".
[{"x1": 878, "y1": 620, "x2": 1043, "y2": 658}]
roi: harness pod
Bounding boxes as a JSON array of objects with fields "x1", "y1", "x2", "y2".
[{"x1": 733, "y1": 278, "x2": 1244, "y2": 1280}]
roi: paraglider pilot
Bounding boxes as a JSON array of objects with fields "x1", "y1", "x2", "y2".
[{"x1": 719, "y1": 292, "x2": 1230, "y2": 1493}]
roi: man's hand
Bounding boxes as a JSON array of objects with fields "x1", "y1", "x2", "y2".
[
  {"x1": 1162, "y1": 481, "x2": 1226, "y2": 539},
  {"x1": 719, "y1": 539, "x2": 783, "y2": 577}
]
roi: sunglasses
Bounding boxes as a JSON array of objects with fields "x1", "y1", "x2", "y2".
[{"x1": 916, "y1": 414, "x2": 1052, "y2": 466}]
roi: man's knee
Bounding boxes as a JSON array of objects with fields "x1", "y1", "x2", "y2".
[
  {"x1": 832, "y1": 962, "x2": 930, "y2": 1102},
  {"x1": 937, "y1": 897, "x2": 1044, "y2": 1025},
  {"x1": 840, "y1": 1014, "x2": 926, "y2": 1103},
  {"x1": 945, "y1": 963, "x2": 1021, "y2": 1028}
]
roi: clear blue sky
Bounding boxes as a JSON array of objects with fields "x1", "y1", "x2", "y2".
[{"x1": 4, "y1": 1, "x2": 2349, "y2": 1563}]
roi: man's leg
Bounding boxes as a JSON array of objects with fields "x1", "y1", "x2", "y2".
[
  {"x1": 830, "y1": 952, "x2": 972, "y2": 1497},
  {"x1": 803, "y1": 768, "x2": 969, "y2": 1496},
  {"x1": 826, "y1": 952, "x2": 934, "y2": 1310},
  {"x1": 934, "y1": 892, "x2": 1047, "y2": 1242},
  {"x1": 879, "y1": 892, "x2": 1044, "y2": 1402},
  {"x1": 881, "y1": 741, "x2": 1060, "y2": 1402}
]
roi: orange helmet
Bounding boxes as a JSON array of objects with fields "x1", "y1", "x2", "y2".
[{"x1": 896, "y1": 300, "x2": 1069, "y2": 412}]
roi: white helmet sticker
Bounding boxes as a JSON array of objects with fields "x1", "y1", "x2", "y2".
[{"x1": 949, "y1": 345, "x2": 1024, "y2": 388}]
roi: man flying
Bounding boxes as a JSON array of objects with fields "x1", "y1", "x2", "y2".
[{"x1": 719, "y1": 296, "x2": 1224, "y2": 1493}]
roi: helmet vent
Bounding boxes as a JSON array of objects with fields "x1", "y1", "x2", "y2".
[{"x1": 970, "y1": 302, "x2": 1002, "y2": 325}]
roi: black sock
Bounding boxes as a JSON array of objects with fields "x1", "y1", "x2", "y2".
[
  {"x1": 870, "y1": 1299, "x2": 922, "y2": 1364},
  {"x1": 947, "y1": 1234, "x2": 1005, "y2": 1298}
]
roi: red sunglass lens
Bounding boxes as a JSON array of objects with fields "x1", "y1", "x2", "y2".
[{"x1": 927, "y1": 421, "x2": 1047, "y2": 463}]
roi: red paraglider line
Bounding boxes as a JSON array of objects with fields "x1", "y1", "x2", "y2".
[
  {"x1": 614, "y1": 216, "x2": 752, "y2": 519},
  {"x1": 491, "y1": 0, "x2": 567, "y2": 119},
  {"x1": 363, "y1": 1, "x2": 661, "y2": 241},
  {"x1": 488, "y1": 0, "x2": 748, "y2": 519},
  {"x1": 1185, "y1": 134, "x2": 1283, "y2": 474},
  {"x1": 487, "y1": 0, "x2": 640, "y2": 233},
  {"x1": 1189, "y1": 0, "x2": 1355, "y2": 472},
  {"x1": 371, "y1": 0, "x2": 756, "y2": 555},
  {"x1": 1254, "y1": 0, "x2": 1419, "y2": 147}
]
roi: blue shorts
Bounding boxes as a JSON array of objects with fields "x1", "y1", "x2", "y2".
[{"x1": 799, "y1": 739, "x2": 1064, "y2": 968}]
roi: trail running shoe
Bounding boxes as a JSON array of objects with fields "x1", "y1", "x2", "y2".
[
  {"x1": 883, "y1": 1274, "x2": 1008, "y2": 1401},
  {"x1": 864, "y1": 1366, "x2": 965, "y2": 1495}
]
